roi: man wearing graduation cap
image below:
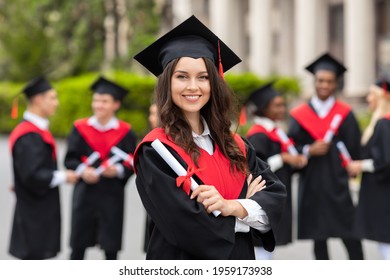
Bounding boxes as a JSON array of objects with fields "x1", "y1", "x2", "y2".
[
  {"x1": 8, "y1": 76, "x2": 79, "y2": 259},
  {"x1": 64, "y1": 76, "x2": 137, "y2": 260},
  {"x1": 133, "y1": 15, "x2": 286, "y2": 260},
  {"x1": 288, "y1": 53, "x2": 363, "y2": 259},
  {"x1": 243, "y1": 82, "x2": 307, "y2": 259}
]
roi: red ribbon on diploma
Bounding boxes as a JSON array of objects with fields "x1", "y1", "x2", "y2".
[{"x1": 176, "y1": 166, "x2": 204, "y2": 195}]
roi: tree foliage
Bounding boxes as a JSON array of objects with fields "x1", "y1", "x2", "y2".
[{"x1": 0, "y1": 0, "x2": 159, "y2": 81}]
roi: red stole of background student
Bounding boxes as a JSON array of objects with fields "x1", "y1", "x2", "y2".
[
  {"x1": 9, "y1": 120, "x2": 57, "y2": 159},
  {"x1": 290, "y1": 101, "x2": 351, "y2": 140},
  {"x1": 246, "y1": 124, "x2": 293, "y2": 153},
  {"x1": 74, "y1": 118, "x2": 131, "y2": 160},
  {"x1": 135, "y1": 128, "x2": 246, "y2": 199}
]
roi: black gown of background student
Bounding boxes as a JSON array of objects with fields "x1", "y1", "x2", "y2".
[
  {"x1": 288, "y1": 102, "x2": 361, "y2": 240},
  {"x1": 247, "y1": 132, "x2": 293, "y2": 246},
  {"x1": 355, "y1": 118, "x2": 390, "y2": 243},
  {"x1": 64, "y1": 125, "x2": 137, "y2": 253},
  {"x1": 9, "y1": 129, "x2": 61, "y2": 259},
  {"x1": 135, "y1": 137, "x2": 286, "y2": 260}
]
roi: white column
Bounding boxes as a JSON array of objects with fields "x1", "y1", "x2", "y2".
[
  {"x1": 278, "y1": 0, "x2": 294, "y2": 75},
  {"x1": 344, "y1": 0, "x2": 375, "y2": 97},
  {"x1": 294, "y1": 0, "x2": 324, "y2": 97},
  {"x1": 209, "y1": 0, "x2": 245, "y2": 72},
  {"x1": 172, "y1": 0, "x2": 193, "y2": 26},
  {"x1": 248, "y1": 0, "x2": 272, "y2": 77}
]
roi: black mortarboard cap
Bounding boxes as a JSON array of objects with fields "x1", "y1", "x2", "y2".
[
  {"x1": 305, "y1": 53, "x2": 347, "y2": 78},
  {"x1": 22, "y1": 76, "x2": 52, "y2": 98},
  {"x1": 245, "y1": 82, "x2": 280, "y2": 114},
  {"x1": 90, "y1": 76, "x2": 128, "y2": 102},
  {"x1": 133, "y1": 15, "x2": 241, "y2": 77}
]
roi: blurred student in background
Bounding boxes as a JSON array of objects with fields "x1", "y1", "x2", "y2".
[
  {"x1": 64, "y1": 76, "x2": 137, "y2": 260},
  {"x1": 8, "y1": 76, "x2": 78, "y2": 259},
  {"x1": 347, "y1": 77, "x2": 390, "y2": 259},
  {"x1": 243, "y1": 82, "x2": 307, "y2": 259}
]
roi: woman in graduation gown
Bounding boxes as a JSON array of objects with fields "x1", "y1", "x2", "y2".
[
  {"x1": 243, "y1": 83, "x2": 307, "y2": 259},
  {"x1": 64, "y1": 76, "x2": 137, "y2": 260},
  {"x1": 346, "y1": 78, "x2": 390, "y2": 259},
  {"x1": 133, "y1": 15, "x2": 286, "y2": 260},
  {"x1": 288, "y1": 53, "x2": 363, "y2": 259},
  {"x1": 8, "y1": 77, "x2": 78, "y2": 259}
]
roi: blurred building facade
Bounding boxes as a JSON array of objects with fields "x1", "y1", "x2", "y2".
[{"x1": 158, "y1": 0, "x2": 390, "y2": 98}]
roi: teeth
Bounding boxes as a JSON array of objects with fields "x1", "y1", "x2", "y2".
[{"x1": 184, "y1": 95, "x2": 200, "y2": 100}]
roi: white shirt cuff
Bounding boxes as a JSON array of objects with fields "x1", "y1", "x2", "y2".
[
  {"x1": 267, "y1": 154, "x2": 283, "y2": 172},
  {"x1": 361, "y1": 159, "x2": 375, "y2": 173},
  {"x1": 115, "y1": 163, "x2": 125, "y2": 179},
  {"x1": 236, "y1": 199, "x2": 271, "y2": 233},
  {"x1": 50, "y1": 170, "x2": 66, "y2": 188},
  {"x1": 234, "y1": 219, "x2": 250, "y2": 233},
  {"x1": 302, "y1": 144, "x2": 311, "y2": 158}
]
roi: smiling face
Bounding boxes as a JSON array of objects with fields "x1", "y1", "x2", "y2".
[
  {"x1": 263, "y1": 95, "x2": 286, "y2": 121},
  {"x1": 91, "y1": 93, "x2": 120, "y2": 123},
  {"x1": 314, "y1": 70, "x2": 337, "y2": 101},
  {"x1": 170, "y1": 57, "x2": 211, "y2": 120}
]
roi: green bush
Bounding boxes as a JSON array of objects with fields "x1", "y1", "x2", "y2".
[{"x1": 0, "y1": 71, "x2": 300, "y2": 138}]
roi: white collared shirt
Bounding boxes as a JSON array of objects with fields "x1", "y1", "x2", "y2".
[
  {"x1": 192, "y1": 117, "x2": 270, "y2": 234},
  {"x1": 87, "y1": 116, "x2": 119, "y2": 132},
  {"x1": 23, "y1": 111, "x2": 49, "y2": 130},
  {"x1": 87, "y1": 115, "x2": 124, "y2": 178},
  {"x1": 253, "y1": 117, "x2": 284, "y2": 172},
  {"x1": 310, "y1": 95, "x2": 336, "y2": 119},
  {"x1": 192, "y1": 118, "x2": 214, "y2": 155},
  {"x1": 23, "y1": 111, "x2": 66, "y2": 188}
]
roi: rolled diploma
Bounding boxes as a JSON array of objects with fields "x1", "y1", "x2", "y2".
[
  {"x1": 111, "y1": 146, "x2": 134, "y2": 167},
  {"x1": 323, "y1": 114, "x2": 342, "y2": 143},
  {"x1": 75, "y1": 151, "x2": 100, "y2": 176},
  {"x1": 275, "y1": 128, "x2": 298, "y2": 155},
  {"x1": 336, "y1": 141, "x2": 352, "y2": 163},
  {"x1": 151, "y1": 139, "x2": 221, "y2": 217},
  {"x1": 95, "y1": 154, "x2": 122, "y2": 175}
]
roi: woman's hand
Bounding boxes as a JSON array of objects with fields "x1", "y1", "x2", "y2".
[
  {"x1": 190, "y1": 185, "x2": 246, "y2": 217},
  {"x1": 281, "y1": 153, "x2": 308, "y2": 169},
  {"x1": 246, "y1": 174, "x2": 266, "y2": 198},
  {"x1": 346, "y1": 160, "x2": 362, "y2": 177}
]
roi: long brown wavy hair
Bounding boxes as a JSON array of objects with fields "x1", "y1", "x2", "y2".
[{"x1": 155, "y1": 57, "x2": 247, "y2": 174}]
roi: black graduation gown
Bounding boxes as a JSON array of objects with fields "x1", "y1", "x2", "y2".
[
  {"x1": 288, "y1": 102, "x2": 361, "y2": 240},
  {"x1": 355, "y1": 118, "x2": 390, "y2": 243},
  {"x1": 135, "y1": 136, "x2": 286, "y2": 260},
  {"x1": 247, "y1": 132, "x2": 293, "y2": 246},
  {"x1": 9, "y1": 130, "x2": 61, "y2": 259},
  {"x1": 64, "y1": 124, "x2": 136, "y2": 252}
]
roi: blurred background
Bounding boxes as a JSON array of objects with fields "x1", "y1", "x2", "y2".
[{"x1": 0, "y1": 0, "x2": 388, "y2": 260}]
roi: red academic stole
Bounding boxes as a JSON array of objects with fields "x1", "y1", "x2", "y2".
[
  {"x1": 134, "y1": 128, "x2": 247, "y2": 199},
  {"x1": 74, "y1": 118, "x2": 131, "y2": 160},
  {"x1": 9, "y1": 120, "x2": 57, "y2": 159},
  {"x1": 385, "y1": 113, "x2": 390, "y2": 120},
  {"x1": 290, "y1": 101, "x2": 351, "y2": 141},
  {"x1": 246, "y1": 124, "x2": 293, "y2": 153}
]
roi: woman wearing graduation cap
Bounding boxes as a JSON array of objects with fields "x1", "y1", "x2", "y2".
[
  {"x1": 8, "y1": 76, "x2": 79, "y2": 259},
  {"x1": 243, "y1": 82, "x2": 307, "y2": 259},
  {"x1": 345, "y1": 77, "x2": 390, "y2": 259},
  {"x1": 64, "y1": 76, "x2": 137, "y2": 260},
  {"x1": 133, "y1": 15, "x2": 286, "y2": 260},
  {"x1": 288, "y1": 53, "x2": 363, "y2": 259}
]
